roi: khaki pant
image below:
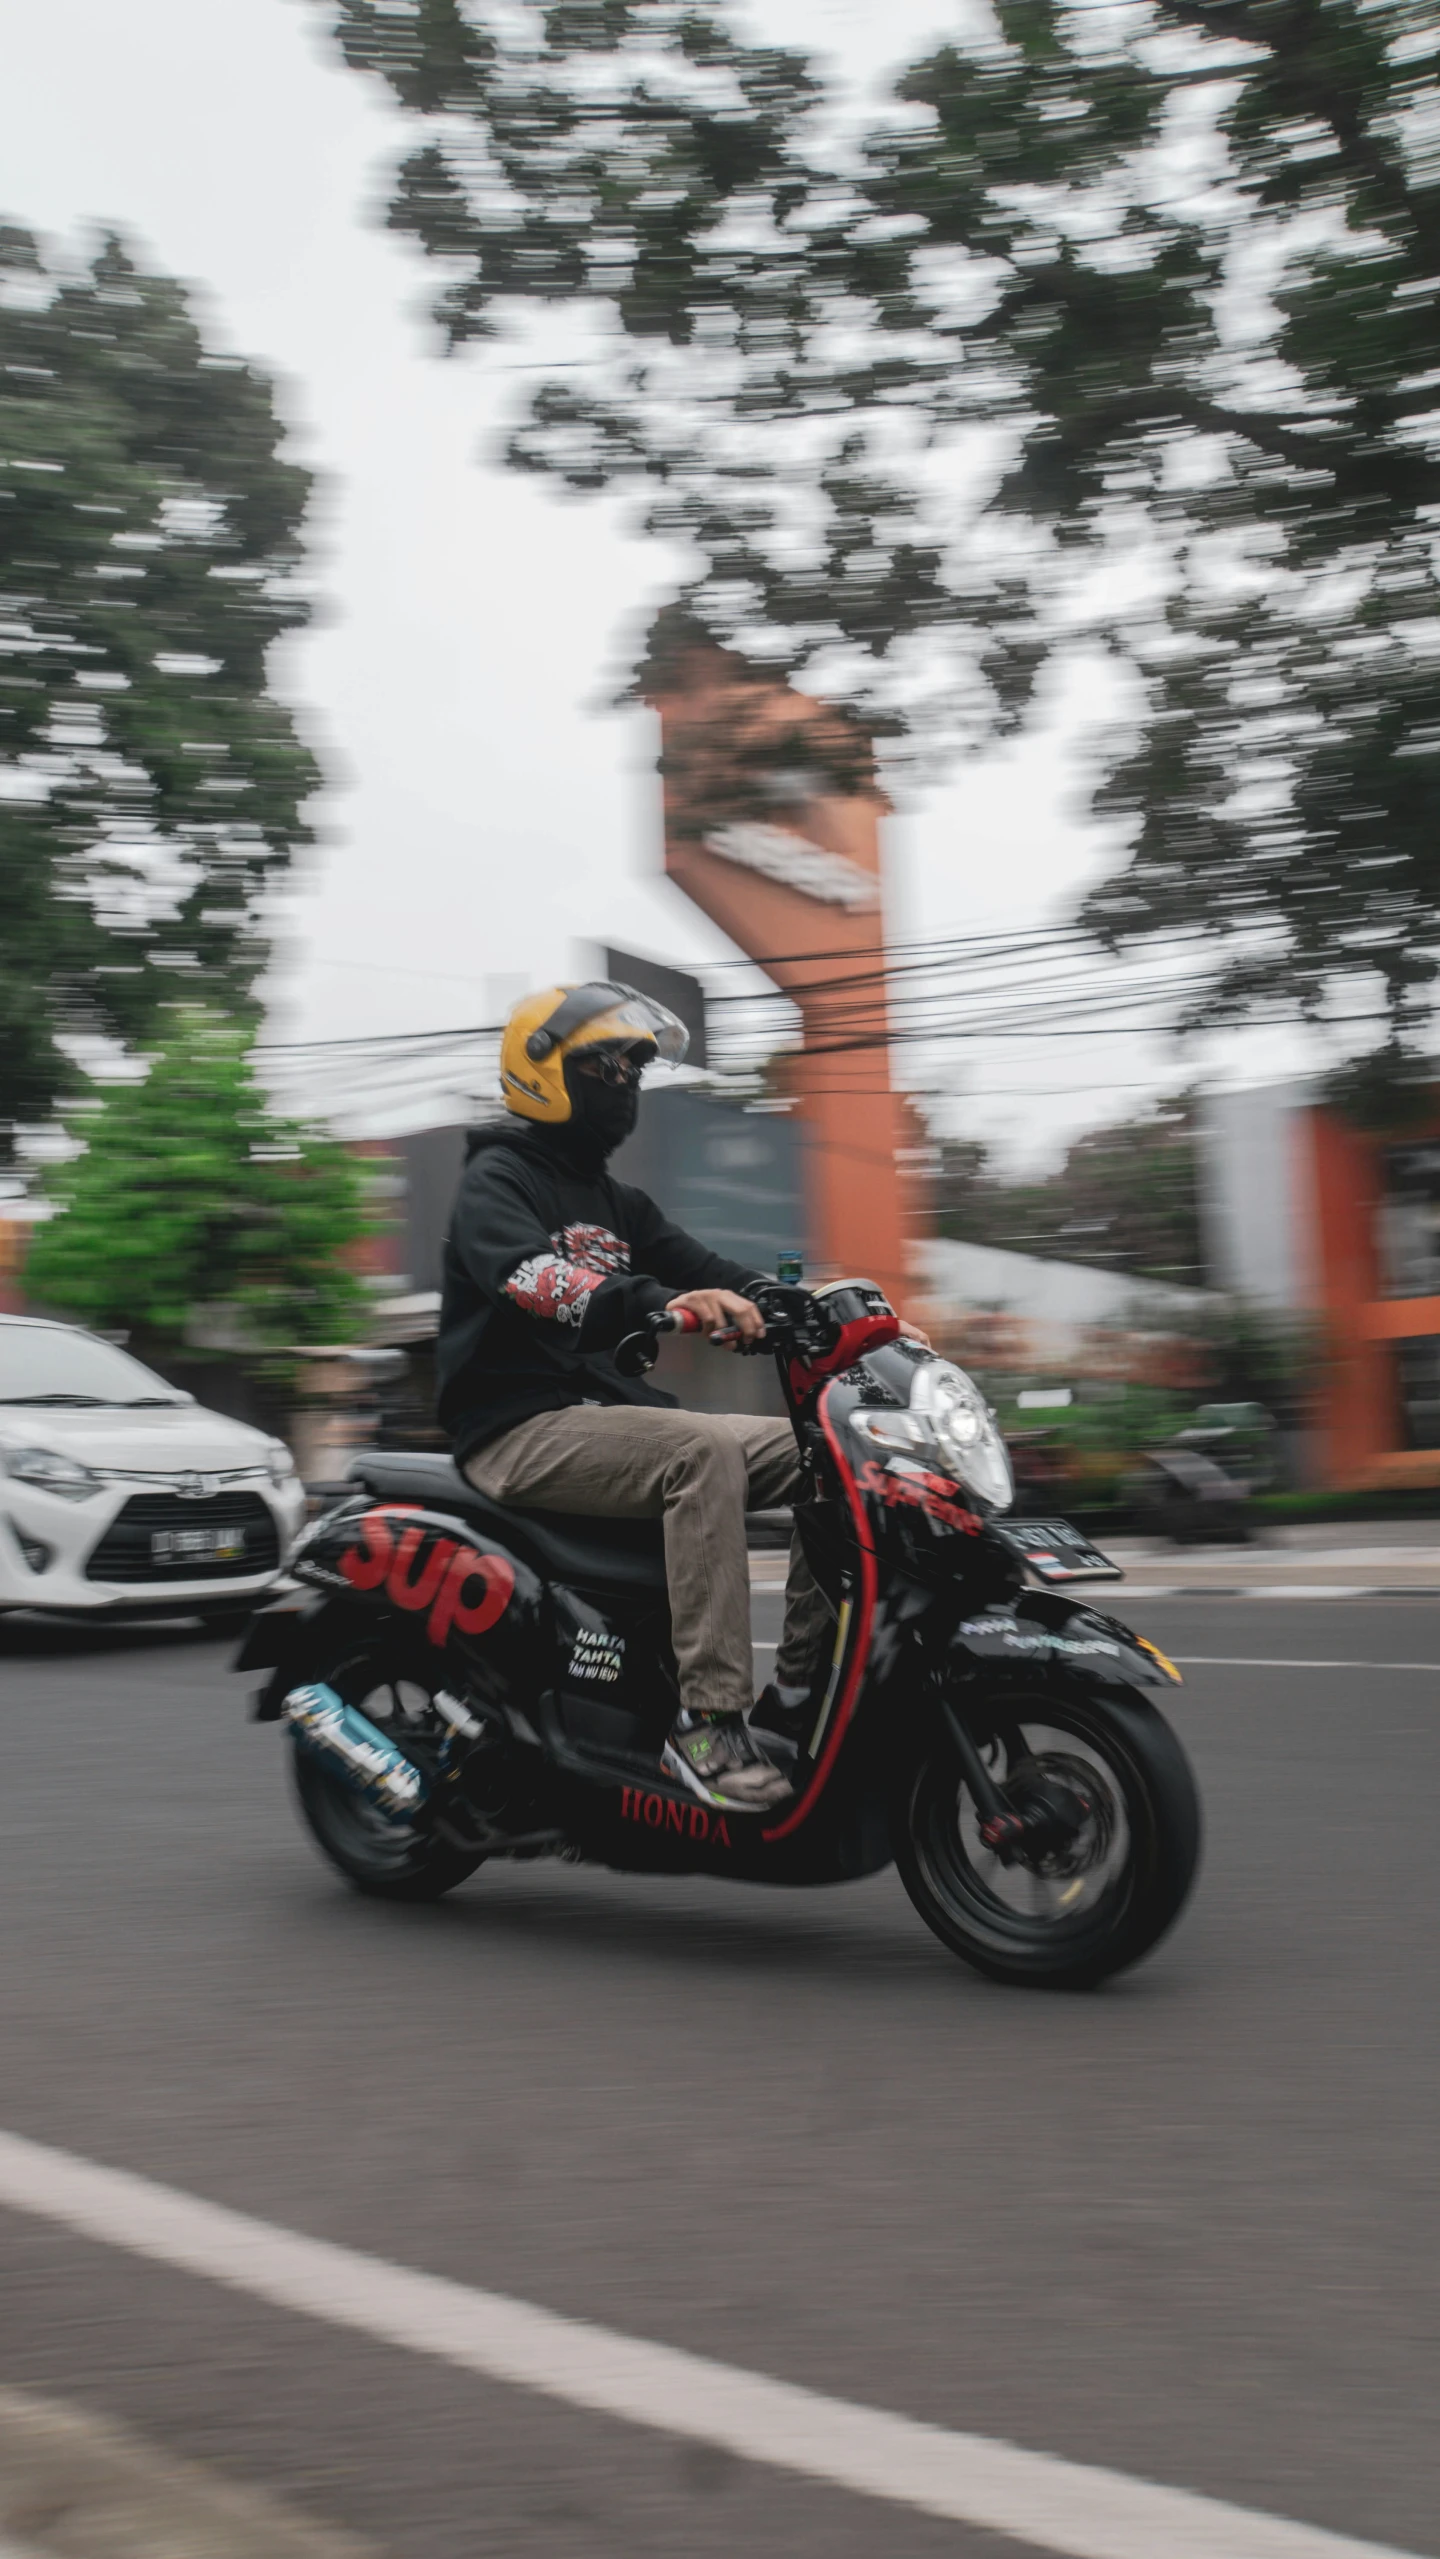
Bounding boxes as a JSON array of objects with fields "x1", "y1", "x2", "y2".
[{"x1": 463, "y1": 1406, "x2": 831, "y2": 1720}]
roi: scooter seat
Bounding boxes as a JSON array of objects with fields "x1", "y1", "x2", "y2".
[{"x1": 346, "y1": 1451, "x2": 670, "y2": 1593}]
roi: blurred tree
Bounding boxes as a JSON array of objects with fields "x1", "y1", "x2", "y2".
[
  {"x1": 26, "y1": 1012, "x2": 369, "y2": 1366},
  {"x1": 937, "y1": 1092, "x2": 1204, "y2": 1283},
  {"x1": 330, "y1": 0, "x2": 1440, "y2": 1050},
  {"x1": 1195, "y1": 1297, "x2": 1316, "y2": 1427},
  {"x1": 0, "y1": 227, "x2": 318, "y2": 1154}
]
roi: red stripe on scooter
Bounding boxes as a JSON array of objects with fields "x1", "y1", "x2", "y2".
[{"x1": 761, "y1": 1383, "x2": 878, "y2": 1845}]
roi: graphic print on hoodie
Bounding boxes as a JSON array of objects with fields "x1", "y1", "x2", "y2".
[{"x1": 504, "y1": 1222, "x2": 632, "y2": 1327}]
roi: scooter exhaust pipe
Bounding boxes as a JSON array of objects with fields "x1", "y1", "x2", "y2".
[{"x1": 284, "y1": 1683, "x2": 427, "y2": 1817}]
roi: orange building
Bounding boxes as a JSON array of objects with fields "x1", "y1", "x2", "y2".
[
  {"x1": 1202, "y1": 1084, "x2": 1440, "y2": 1488},
  {"x1": 0, "y1": 1216, "x2": 38, "y2": 1316},
  {"x1": 643, "y1": 631, "x2": 916, "y2": 1318}
]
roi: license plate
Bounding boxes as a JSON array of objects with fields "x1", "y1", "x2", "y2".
[
  {"x1": 995, "y1": 1519, "x2": 1122, "y2": 1582},
  {"x1": 151, "y1": 1526, "x2": 247, "y2": 1566}
]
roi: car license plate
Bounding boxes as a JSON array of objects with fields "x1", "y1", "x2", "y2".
[{"x1": 151, "y1": 1526, "x2": 247, "y2": 1566}]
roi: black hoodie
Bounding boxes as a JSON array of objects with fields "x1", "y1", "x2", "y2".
[{"x1": 435, "y1": 1121, "x2": 764, "y2": 1464}]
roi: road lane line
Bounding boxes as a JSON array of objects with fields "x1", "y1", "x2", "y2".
[
  {"x1": 778, "y1": 1642, "x2": 1438, "y2": 1671},
  {"x1": 0, "y1": 2130, "x2": 1421, "y2": 2559},
  {"x1": 1171, "y1": 1657, "x2": 1440, "y2": 1672},
  {"x1": 1116, "y1": 1587, "x2": 1440, "y2": 1600}
]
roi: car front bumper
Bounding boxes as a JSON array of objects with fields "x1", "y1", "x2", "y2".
[{"x1": 0, "y1": 1473, "x2": 307, "y2": 1614}]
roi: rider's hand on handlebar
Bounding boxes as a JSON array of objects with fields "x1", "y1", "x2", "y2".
[
  {"x1": 665, "y1": 1288, "x2": 766, "y2": 1348},
  {"x1": 899, "y1": 1319, "x2": 932, "y2": 1349}
]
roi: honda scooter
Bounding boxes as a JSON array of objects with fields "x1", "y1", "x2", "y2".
[{"x1": 236, "y1": 1280, "x2": 1199, "y2": 1988}]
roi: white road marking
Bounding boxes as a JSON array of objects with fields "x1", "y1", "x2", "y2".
[
  {"x1": 0, "y1": 2130, "x2": 1422, "y2": 2559},
  {"x1": 1239, "y1": 1585, "x2": 1378, "y2": 1600},
  {"x1": 1236, "y1": 1548, "x2": 1440, "y2": 1567},
  {"x1": 1123, "y1": 1587, "x2": 1427, "y2": 1601},
  {"x1": 1114, "y1": 1546, "x2": 1440, "y2": 1569},
  {"x1": 764, "y1": 1635, "x2": 1436, "y2": 1676},
  {"x1": 1152, "y1": 1586, "x2": 1378, "y2": 1600},
  {"x1": 765, "y1": 1636, "x2": 1438, "y2": 1676},
  {"x1": 1172, "y1": 1657, "x2": 1440, "y2": 1673}
]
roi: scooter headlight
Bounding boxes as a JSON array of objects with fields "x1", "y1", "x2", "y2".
[{"x1": 909, "y1": 1361, "x2": 1014, "y2": 1513}]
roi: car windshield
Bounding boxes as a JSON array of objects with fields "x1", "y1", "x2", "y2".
[{"x1": 0, "y1": 1325, "x2": 185, "y2": 1408}]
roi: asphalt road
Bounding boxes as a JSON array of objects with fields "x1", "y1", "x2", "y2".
[{"x1": 2, "y1": 1593, "x2": 1439, "y2": 2557}]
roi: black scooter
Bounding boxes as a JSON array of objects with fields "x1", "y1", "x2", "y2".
[{"x1": 236, "y1": 1280, "x2": 1200, "y2": 1988}]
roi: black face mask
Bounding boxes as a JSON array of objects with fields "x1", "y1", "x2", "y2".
[{"x1": 562, "y1": 1068, "x2": 640, "y2": 1165}]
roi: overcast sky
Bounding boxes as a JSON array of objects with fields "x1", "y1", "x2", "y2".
[{"x1": 2, "y1": 0, "x2": 1322, "y2": 1166}]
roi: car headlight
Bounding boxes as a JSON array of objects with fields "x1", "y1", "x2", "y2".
[
  {"x1": 0, "y1": 1444, "x2": 103, "y2": 1502},
  {"x1": 908, "y1": 1361, "x2": 1015, "y2": 1512},
  {"x1": 265, "y1": 1440, "x2": 298, "y2": 1489}
]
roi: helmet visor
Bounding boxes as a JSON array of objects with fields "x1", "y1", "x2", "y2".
[{"x1": 567, "y1": 990, "x2": 689, "y2": 1067}]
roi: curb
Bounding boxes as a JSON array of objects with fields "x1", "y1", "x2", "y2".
[{"x1": 0, "y1": 2388, "x2": 381, "y2": 2559}]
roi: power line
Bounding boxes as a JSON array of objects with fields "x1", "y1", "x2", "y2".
[
  {"x1": 259, "y1": 1021, "x2": 505, "y2": 1056},
  {"x1": 257, "y1": 946, "x2": 1212, "y2": 1061},
  {"x1": 256, "y1": 919, "x2": 1166, "y2": 1050},
  {"x1": 252, "y1": 909, "x2": 1407, "y2": 1132}
]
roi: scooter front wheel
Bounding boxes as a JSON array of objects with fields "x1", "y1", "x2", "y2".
[{"x1": 891, "y1": 1680, "x2": 1200, "y2": 1989}]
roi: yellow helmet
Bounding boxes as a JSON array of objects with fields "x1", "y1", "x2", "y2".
[{"x1": 498, "y1": 981, "x2": 689, "y2": 1124}]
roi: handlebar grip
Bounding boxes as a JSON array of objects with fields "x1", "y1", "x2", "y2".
[{"x1": 615, "y1": 1304, "x2": 700, "y2": 1375}]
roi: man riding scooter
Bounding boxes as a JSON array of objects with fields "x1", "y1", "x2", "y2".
[{"x1": 437, "y1": 981, "x2": 831, "y2": 1812}]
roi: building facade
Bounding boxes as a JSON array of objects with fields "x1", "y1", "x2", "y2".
[{"x1": 1200, "y1": 1084, "x2": 1440, "y2": 1488}]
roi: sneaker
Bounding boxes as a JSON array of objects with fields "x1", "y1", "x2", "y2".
[{"x1": 662, "y1": 1710, "x2": 794, "y2": 1812}]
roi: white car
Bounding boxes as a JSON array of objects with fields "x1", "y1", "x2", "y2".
[{"x1": 0, "y1": 1315, "x2": 306, "y2": 1623}]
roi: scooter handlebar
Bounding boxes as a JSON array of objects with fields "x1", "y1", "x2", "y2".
[
  {"x1": 614, "y1": 1283, "x2": 834, "y2": 1378},
  {"x1": 613, "y1": 1305, "x2": 702, "y2": 1377}
]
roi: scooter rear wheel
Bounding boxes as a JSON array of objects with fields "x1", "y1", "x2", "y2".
[
  {"x1": 291, "y1": 1638, "x2": 486, "y2": 1903},
  {"x1": 891, "y1": 1680, "x2": 1199, "y2": 1989}
]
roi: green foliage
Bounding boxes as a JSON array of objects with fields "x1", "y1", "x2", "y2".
[
  {"x1": 996, "y1": 1383, "x2": 1197, "y2": 1456},
  {"x1": 937, "y1": 1092, "x2": 1204, "y2": 1284},
  {"x1": 1323, "y1": 1036, "x2": 1438, "y2": 1132},
  {"x1": 0, "y1": 228, "x2": 319, "y2": 1151},
  {"x1": 1253, "y1": 1485, "x2": 1440, "y2": 1522},
  {"x1": 1192, "y1": 1297, "x2": 1316, "y2": 1430},
  {"x1": 330, "y1": 0, "x2": 1440, "y2": 1049},
  {"x1": 26, "y1": 1012, "x2": 370, "y2": 1366}
]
